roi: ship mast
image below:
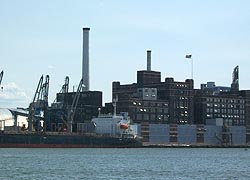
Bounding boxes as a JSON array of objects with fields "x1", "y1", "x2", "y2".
[{"x1": 113, "y1": 95, "x2": 118, "y2": 117}]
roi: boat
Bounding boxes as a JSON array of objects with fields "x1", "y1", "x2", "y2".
[
  {"x1": 0, "y1": 109, "x2": 142, "y2": 148},
  {"x1": 0, "y1": 131, "x2": 142, "y2": 148}
]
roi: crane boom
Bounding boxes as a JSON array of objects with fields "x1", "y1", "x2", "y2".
[
  {"x1": 67, "y1": 78, "x2": 84, "y2": 132},
  {"x1": 53, "y1": 76, "x2": 70, "y2": 103},
  {"x1": 42, "y1": 75, "x2": 50, "y2": 105},
  {"x1": 28, "y1": 74, "x2": 50, "y2": 131},
  {"x1": 62, "y1": 76, "x2": 69, "y2": 93},
  {"x1": 33, "y1": 75, "x2": 44, "y2": 103},
  {"x1": 0, "y1": 71, "x2": 3, "y2": 85}
]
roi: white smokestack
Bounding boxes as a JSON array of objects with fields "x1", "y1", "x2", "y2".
[
  {"x1": 82, "y1": 27, "x2": 90, "y2": 91},
  {"x1": 147, "y1": 50, "x2": 151, "y2": 71}
]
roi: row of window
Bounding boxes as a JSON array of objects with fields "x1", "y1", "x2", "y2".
[
  {"x1": 176, "y1": 84, "x2": 188, "y2": 88},
  {"x1": 176, "y1": 106, "x2": 188, "y2": 109},
  {"x1": 206, "y1": 98, "x2": 244, "y2": 104},
  {"x1": 177, "y1": 120, "x2": 188, "y2": 124},
  {"x1": 206, "y1": 108, "x2": 245, "y2": 114},
  {"x1": 132, "y1": 101, "x2": 169, "y2": 107},
  {"x1": 179, "y1": 96, "x2": 188, "y2": 100},
  {"x1": 144, "y1": 94, "x2": 156, "y2": 97},
  {"x1": 138, "y1": 88, "x2": 156, "y2": 93},
  {"x1": 206, "y1": 103, "x2": 244, "y2": 109},
  {"x1": 224, "y1": 119, "x2": 245, "y2": 126},
  {"x1": 134, "y1": 114, "x2": 169, "y2": 121},
  {"x1": 136, "y1": 107, "x2": 169, "y2": 114},
  {"x1": 206, "y1": 114, "x2": 245, "y2": 119}
]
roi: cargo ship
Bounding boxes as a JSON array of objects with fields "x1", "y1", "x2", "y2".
[
  {"x1": 0, "y1": 132, "x2": 142, "y2": 148},
  {"x1": 0, "y1": 108, "x2": 142, "y2": 148}
]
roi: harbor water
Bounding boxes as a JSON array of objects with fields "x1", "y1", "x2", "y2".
[{"x1": 0, "y1": 148, "x2": 250, "y2": 180}]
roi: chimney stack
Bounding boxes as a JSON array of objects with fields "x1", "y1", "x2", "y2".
[
  {"x1": 147, "y1": 50, "x2": 151, "y2": 71},
  {"x1": 82, "y1": 27, "x2": 90, "y2": 91}
]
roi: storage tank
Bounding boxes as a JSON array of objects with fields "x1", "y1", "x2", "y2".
[
  {"x1": 0, "y1": 108, "x2": 14, "y2": 130},
  {"x1": 0, "y1": 108, "x2": 28, "y2": 131}
]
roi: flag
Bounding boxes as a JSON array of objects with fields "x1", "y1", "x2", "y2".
[{"x1": 185, "y1": 54, "x2": 192, "y2": 59}]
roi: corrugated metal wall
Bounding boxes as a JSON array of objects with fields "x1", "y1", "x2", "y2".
[
  {"x1": 230, "y1": 126, "x2": 246, "y2": 145},
  {"x1": 138, "y1": 123, "x2": 247, "y2": 145},
  {"x1": 149, "y1": 124, "x2": 169, "y2": 144},
  {"x1": 204, "y1": 125, "x2": 222, "y2": 145},
  {"x1": 178, "y1": 125, "x2": 196, "y2": 144}
]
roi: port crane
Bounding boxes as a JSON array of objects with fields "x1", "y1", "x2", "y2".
[
  {"x1": 61, "y1": 76, "x2": 69, "y2": 93},
  {"x1": 52, "y1": 76, "x2": 69, "y2": 104},
  {"x1": 49, "y1": 76, "x2": 70, "y2": 131},
  {"x1": 28, "y1": 75, "x2": 50, "y2": 132},
  {"x1": 67, "y1": 78, "x2": 84, "y2": 133}
]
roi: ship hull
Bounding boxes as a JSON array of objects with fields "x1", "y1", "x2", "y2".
[{"x1": 0, "y1": 133, "x2": 142, "y2": 148}]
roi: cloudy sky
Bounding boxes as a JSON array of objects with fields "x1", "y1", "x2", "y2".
[{"x1": 1, "y1": 0, "x2": 250, "y2": 108}]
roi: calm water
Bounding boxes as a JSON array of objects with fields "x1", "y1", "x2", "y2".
[{"x1": 0, "y1": 148, "x2": 250, "y2": 180}]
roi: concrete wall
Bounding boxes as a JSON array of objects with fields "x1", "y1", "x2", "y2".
[
  {"x1": 178, "y1": 125, "x2": 196, "y2": 144},
  {"x1": 149, "y1": 124, "x2": 169, "y2": 144}
]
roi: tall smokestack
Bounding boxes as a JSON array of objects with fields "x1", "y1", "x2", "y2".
[
  {"x1": 82, "y1": 27, "x2": 90, "y2": 91},
  {"x1": 147, "y1": 50, "x2": 151, "y2": 71}
]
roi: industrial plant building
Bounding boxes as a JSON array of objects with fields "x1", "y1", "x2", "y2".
[
  {"x1": 111, "y1": 52, "x2": 250, "y2": 145},
  {"x1": 113, "y1": 50, "x2": 194, "y2": 125},
  {"x1": 1, "y1": 27, "x2": 250, "y2": 146},
  {"x1": 44, "y1": 28, "x2": 103, "y2": 133},
  {"x1": 45, "y1": 91, "x2": 102, "y2": 132}
]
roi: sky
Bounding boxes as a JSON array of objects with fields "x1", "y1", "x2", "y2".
[{"x1": 0, "y1": 0, "x2": 250, "y2": 108}]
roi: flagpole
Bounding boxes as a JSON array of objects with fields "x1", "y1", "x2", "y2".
[
  {"x1": 191, "y1": 56, "x2": 193, "y2": 80},
  {"x1": 185, "y1": 54, "x2": 193, "y2": 80}
]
